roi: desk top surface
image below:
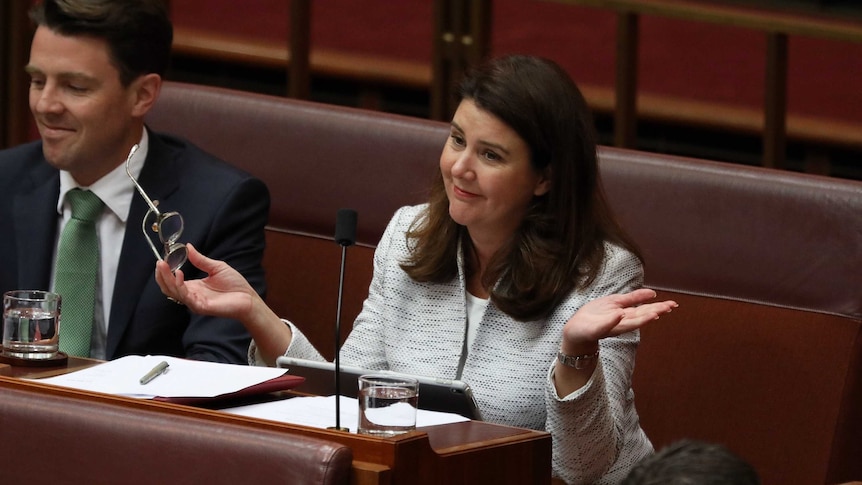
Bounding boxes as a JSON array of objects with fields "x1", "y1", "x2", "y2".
[{"x1": 0, "y1": 356, "x2": 550, "y2": 456}]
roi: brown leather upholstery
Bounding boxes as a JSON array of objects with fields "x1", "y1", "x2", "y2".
[
  {"x1": 148, "y1": 81, "x2": 444, "y2": 246},
  {"x1": 0, "y1": 378, "x2": 352, "y2": 485},
  {"x1": 146, "y1": 82, "x2": 862, "y2": 484},
  {"x1": 597, "y1": 149, "x2": 862, "y2": 484},
  {"x1": 600, "y1": 147, "x2": 862, "y2": 317}
]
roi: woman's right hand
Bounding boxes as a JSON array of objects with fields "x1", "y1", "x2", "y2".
[
  {"x1": 156, "y1": 243, "x2": 293, "y2": 365},
  {"x1": 155, "y1": 243, "x2": 261, "y2": 321}
]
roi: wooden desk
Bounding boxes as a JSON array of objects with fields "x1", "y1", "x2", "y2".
[{"x1": 2, "y1": 357, "x2": 551, "y2": 484}]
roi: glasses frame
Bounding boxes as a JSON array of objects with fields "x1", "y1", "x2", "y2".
[{"x1": 124, "y1": 144, "x2": 188, "y2": 271}]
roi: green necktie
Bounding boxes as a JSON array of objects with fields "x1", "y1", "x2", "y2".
[{"x1": 55, "y1": 189, "x2": 104, "y2": 357}]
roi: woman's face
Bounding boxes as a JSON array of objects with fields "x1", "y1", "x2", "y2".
[{"x1": 440, "y1": 99, "x2": 550, "y2": 248}]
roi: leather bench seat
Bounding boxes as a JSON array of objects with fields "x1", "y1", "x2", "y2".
[{"x1": 0, "y1": 379, "x2": 352, "y2": 484}]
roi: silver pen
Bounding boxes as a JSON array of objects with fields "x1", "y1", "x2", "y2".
[{"x1": 140, "y1": 361, "x2": 170, "y2": 385}]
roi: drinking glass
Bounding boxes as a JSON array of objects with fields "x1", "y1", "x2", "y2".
[
  {"x1": 2, "y1": 290, "x2": 62, "y2": 359},
  {"x1": 357, "y1": 374, "x2": 419, "y2": 436}
]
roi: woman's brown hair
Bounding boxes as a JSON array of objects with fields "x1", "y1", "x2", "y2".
[{"x1": 402, "y1": 55, "x2": 641, "y2": 321}]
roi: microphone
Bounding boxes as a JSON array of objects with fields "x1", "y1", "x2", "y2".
[
  {"x1": 330, "y1": 208, "x2": 356, "y2": 432},
  {"x1": 335, "y1": 209, "x2": 357, "y2": 247}
]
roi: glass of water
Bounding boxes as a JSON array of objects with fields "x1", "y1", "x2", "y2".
[
  {"x1": 2, "y1": 290, "x2": 62, "y2": 360},
  {"x1": 357, "y1": 374, "x2": 419, "y2": 436}
]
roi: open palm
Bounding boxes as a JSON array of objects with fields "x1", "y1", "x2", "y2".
[
  {"x1": 562, "y1": 288, "x2": 677, "y2": 344},
  {"x1": 155, "y1": 243, "x2": 259, "y2": 321}
]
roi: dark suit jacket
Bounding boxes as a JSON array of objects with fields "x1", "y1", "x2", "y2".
[{"x1": 0, "y1": 130, "x2": 270, "y2": 363}]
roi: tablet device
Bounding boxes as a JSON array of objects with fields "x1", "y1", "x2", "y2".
[{"x1": 276, "y1": 356, "x2": 483, "y2": 420}]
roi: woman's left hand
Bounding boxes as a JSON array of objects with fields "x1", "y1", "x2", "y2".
[
  {"x1": 562, "y1": 288, "x2": 677, "y2": 351},
  {"x1": 553, "y1": 289, "x2": 677, "y2": 395}
]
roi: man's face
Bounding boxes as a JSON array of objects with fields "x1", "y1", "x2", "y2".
[{"x1": 26, "y1": 26, "x2": 142, "y2": 186}]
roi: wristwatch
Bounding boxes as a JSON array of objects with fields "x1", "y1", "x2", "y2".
[{"x1": 557, "y1": 349, "x2": 599, "y2": 370}]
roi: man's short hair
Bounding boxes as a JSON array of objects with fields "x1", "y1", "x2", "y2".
[{"x1": 29, "y1": 0, "x2": 172, "y2": 86}]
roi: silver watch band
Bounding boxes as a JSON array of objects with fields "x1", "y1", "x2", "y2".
[{"x1": 557, "y1": 349, "x2": 599, "y2": 370}]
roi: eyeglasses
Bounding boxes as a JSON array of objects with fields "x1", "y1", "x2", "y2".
[{"x1": 124, "y1": 144, "x2": 188, "y2": 272}]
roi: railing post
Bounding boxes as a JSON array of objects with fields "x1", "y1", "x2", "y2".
[
  {"x1": 0, "y1": 1, "x2": 33, "y2": 149},
  {"x1": 763, "y1": 31, "x2": 788, "y2": 169},
  {"x1": 614, "y1": 11, "x2": 639, "y2": 149},
  {"x1": 431, "y1": 0, "x2": 492, "y2": 121},
  {"x1": 288, "y1": 0, "x2": 311, "y2": 100}
]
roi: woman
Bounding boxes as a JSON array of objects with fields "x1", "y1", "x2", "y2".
[{"x1": 156, "y1": 55, "x2": 677, "y2": 484}]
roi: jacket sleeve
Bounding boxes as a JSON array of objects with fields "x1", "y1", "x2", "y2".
[{"x1": 543, "y1": 246, "x2": 651, "y2": 484}]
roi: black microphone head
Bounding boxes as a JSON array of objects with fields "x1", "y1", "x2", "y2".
[{"x1": 335, "y1": 209, "x2": 357, "y2": 246}]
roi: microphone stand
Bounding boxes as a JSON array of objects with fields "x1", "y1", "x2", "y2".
[
  {"x1": 329, "y1": 209, "x2": 356, "y2": 432},
  {"x1": 332, "y1": 242, "x2": 348, "y2": 431}
]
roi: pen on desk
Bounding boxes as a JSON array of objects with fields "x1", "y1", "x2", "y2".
[{"x1": 140, "y1": 361, "x2": 170, "y2": 385}]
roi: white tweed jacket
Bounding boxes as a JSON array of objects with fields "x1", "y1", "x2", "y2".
[{"x1": 259, "y1": 204, "x2": 653, "y2": 484}]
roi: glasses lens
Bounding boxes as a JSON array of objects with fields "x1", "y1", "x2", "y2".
[
  {"x1": 158, "y1": 212, "x2": 184, "y2": 245},
  {"x1": 164, "y1": 243, "x2": 188, "y2": 271}
]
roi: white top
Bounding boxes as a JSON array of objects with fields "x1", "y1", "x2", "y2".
[{"x1": 465, "y1": 292, "x2": 488, "y2": 351}]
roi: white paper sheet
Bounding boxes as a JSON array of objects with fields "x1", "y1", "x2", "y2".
[
  {"x1": 223, "y1": 395, "x2": 470, "y2": 433},
  {"x1": 32, "y1": 355, "x2": 287, "y2": 398}
]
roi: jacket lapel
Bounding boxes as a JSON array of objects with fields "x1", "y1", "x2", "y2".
[{"x1": 106, "y1": 133, "x2": 181, "y2": 356}]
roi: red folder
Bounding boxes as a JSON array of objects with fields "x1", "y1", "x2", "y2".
[{"x1": 154, "y1": 373, "x2": 306, "y2": 406}]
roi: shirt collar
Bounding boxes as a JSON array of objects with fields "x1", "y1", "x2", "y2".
[{"x1": 57, "y1": 129, "x2": 150, "y2": 224}]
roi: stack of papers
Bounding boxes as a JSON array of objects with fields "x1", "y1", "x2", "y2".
[
  {"x1": 223, "y1": 395, "x2": 470, "y2": 433},
  {"x1": 33, "y1": 355, "x2": 287, "y2": 399},
  {"x1": 32, "y1": 354, "x2": 471, "y2": 431}
]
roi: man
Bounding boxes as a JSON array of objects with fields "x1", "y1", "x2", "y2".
[{"x1": 0, "y1": 0, "x2": 269, "y2": 363}]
